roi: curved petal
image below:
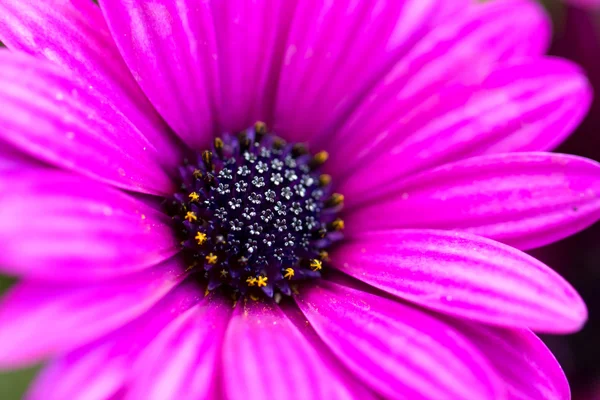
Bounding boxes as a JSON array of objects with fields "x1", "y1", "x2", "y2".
[
  {"x1": 0, "y1": 259, "x2": 186, "y2": 368},
  {"x1": 0, "y1": 51, "x2": 176, "y2": 195},
  {"x1": 0, "y1": 170, "x2": 178, "y2": 281},
  {"x1": 99, "y1": 0, "x2": 220, "y2": 148},
  {"x1": 326, "y1": 0, "x2": 551, "y2": 174},
  {"x1": 295, "y1": 282, "x2": 504, "y2": 399},
  {"x1": 25, "y1": 281, "x2": 201, "y2": 400},
  {"x1": 125, "y1": 294, "x2": 231, "y2": 400},
  {"x1": 338, "y1": 59, "x2": 592, "y2": 197},
  {"x1": 273, "y1": 0, "x2": 437, "y2": 145},
  {"x1": 223, "y1": 299, "x2": 371, "y2": 400},
  {"x1": 0, "y1": 0, "x2": 183, "y2": 168},
  {"x1": 333, "y1": 229, "x2": 587, "y2": 333},
  {"x1": 449, "y1": 320, "x2": 570, "y2": 400},
  {"x1": 345, "y1": 153, "x2": 600, "y2": 250}
]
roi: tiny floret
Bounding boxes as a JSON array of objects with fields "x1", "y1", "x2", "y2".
[
  {"x1": 185, "y1": 211, "x2": 198, "y2": 222},
  {"x1": 284, "y1": 268, "x2": 295, "y2": 280},
  {"x1": 206, "y1": 253, "x2": 218, "y2": 264},
  {"x1": 310, "y1": 259, "x2": 322, "y2": 271}
]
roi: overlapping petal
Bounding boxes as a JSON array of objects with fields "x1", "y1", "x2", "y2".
[
  {"x1": 0, "y1": 170, "x2": 178, "y2": 281},
  {"x1": 0, "y1": 51, "x2": 176, "y2": 195},
  {"x1": 296, "y1": 282, "x2": 503, "y2": 399},
  {"x1": 99, "y1": 0, "x2": 221, "y2": 148},
  {"x1": 337, "y1": 59, "x2": 592, "y2": 195},
  {"x1": 125, "y1": 294, "x2": 230, "y2": 400},
  {"x1": 326, "y1": 0, "x2": 552, "y2": 174},
  {"x1": 345, "y1": 153, "x2": 600, "y2": 250},
  {"x1": 333, "y1": 229, "x2": 587, "y2": 332},
  {"x1": 25, "y1": 282, "x2": 201, "y2": 400},
  {"x1": 273, "y1": 0, "x2": 437, "y2": 144},
  {"x1": 223, "y1": 300, "x2": 371, "y2": 400},
  {"x1": 0, "y1": 259, "x2": 185, "y2": 368},
  {"x1": 450, "y1": 320, "x2": 570, "y2": 400},
  {"x1": 0, "y1": 0, "x2": 182, "y2": 168}
]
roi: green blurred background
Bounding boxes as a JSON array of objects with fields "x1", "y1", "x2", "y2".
[{"x1": 0, "y1": 277, "x2": 38, "y2": 399}]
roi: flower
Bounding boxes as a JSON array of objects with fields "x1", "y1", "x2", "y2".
[{"x1": 0, "y1": 0, "x2": 598, "y2": 398}]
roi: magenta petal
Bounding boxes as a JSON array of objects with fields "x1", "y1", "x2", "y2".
[
  {"x1": 209, "y1": 0, "x2": 300, "y2": 132},
  {"x1": 99, "y1": 0, "x2": 219, "y2": 148},
  {"x1": 338, "y1": 58, "x2": 592, "y2": 196},
  {"x1": 334, "y1": 229, "x2": 586, "y2": 333},
  {"x1": 327, "y1": 0, "x2": 551, "y2": 175},
  {"x1": 0, "y1": 51, "x2": 175, "y2": 195},
  {"x1": 223, "y1": 300, "x2": 370, "y2": 400},
  {"x1": 0, "y1": 0, "x2": 182, "y2": 169},
  {"x1": 295, "y1": 282, "x2": 503, "y2": 399},
  {"x1": 25, "y1": 281, "x2": 201, "y2": 400},
  {"x1": 346, "y1": 153, "x2": 600, "y2": 250},
  {"x1": 274, "y1": 0, "x2": 436, "y2": 145},
  {"x1": 124, "y1": 294, "x2": 230, "y2": 400},
  {"x1": 0, "y1": 260, "x2": 185, "y2": 368},
  {"x1": 450, "y1": 320, "x2": 570, "y2": 400},
  {"x1": 0, "y1": 170, "x2": 178, "y2": 281}
]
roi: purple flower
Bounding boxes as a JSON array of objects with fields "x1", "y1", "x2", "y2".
[{"x1": 0, "y1": 0, "x2": 598, "y2": 398}]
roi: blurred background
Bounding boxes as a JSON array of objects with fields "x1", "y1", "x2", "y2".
[{"x1": 0, "y1": 0, "x2": 600, "y2": 398}]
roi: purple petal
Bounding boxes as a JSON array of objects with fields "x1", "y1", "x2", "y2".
[
  {"x1": 99, "y1": 0, "x2": 219, "y2": 148},
  {"x1": 0, "y1": 50, "x2": 175, "y2": 195},
  {"x1": 25, "y1": 281, "x2": 201, "y2": 400},
  {"x1": 0, "y1": 259, "x2": 186, "y2": 368},
  {"x1": 0, "y1": 170, "x2": 178, "y2": 281},
  {"x1": 346, "y1": 153, "x2": 600, "y2": 250},
  {"x1": 124, "y1": 294, "x2": 231, "y2": 400},
  {"x1": 223, "y1": 299, "x2": 371, "y2": 400},
  {"x1": 274, "y1": 0, "x2": 437, "y2": 145},
  {"x1": 333, "y1": 229, "x2": 587, "y2": 333},
  {"x1": 337, "y1": 59, "x2": 592, "y2": 198},
  {"x1": 449, "y1": 320, "x2": 570, "y2": 400},
  {"x1": 208, "y1": 0, "x2": 301, "y2": 132},
  {"x1": 0, "y1": 0, "x2": 183, "y2": 169},
  {"x1": 295, "y1": 282, "x2": 503, "y2": 399},
  {"x1": 326, "y1": 0, "x2": 551, "y2": 175}
]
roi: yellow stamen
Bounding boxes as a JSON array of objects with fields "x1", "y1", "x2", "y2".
[
  {"x1": 319, "y1": 251, "x2": 330, "y2": 262},
  {"x1": 319, "y1": 174, "x2": 332, "y2": 186},
  {"x1": 246, "y1": 277, "x2": 257, "y2": 287},
  {"x1": 332, "y1": 218, "x2": 345, "y2": 231},
  {"x1": 195, "y1": 232, "x2": 207, "y2": 245},
  {"x1": 310, "y1": 259, "x2": 323, "y2": 271},
  {"x1": 327, "y1": 193, "x2": 344, "y2": 207},
  {"x1": 188, "y1": 192, "x2": 200, "y2": 202},
  {"x1": 314, "y1": 151, "x2": 329, "y2": 164},
  {"x1": 249, "y1": 294, "x2": 259, "y2": 301},
  {"x1": 284, "y1": 268, "x2": 295, "y2": 280},
  {"x1": 254, "y1": 121, "x2": 267, "y2": 134},
  {"x1": 214, "y1": 137, "x2": 224, "y2": 150},
  {"x1": 185, "y1": 211, "x2": 197, "y2": 222},
  {"x1": 193, "y1": 169, "x2": 203, "y2": 179},
  {"x1": 205, "y1": 253, "x2": 218, "y2": 264},
  {"x1": 256, "y1": 275, "x2": 268, "y2": 287},
  {"x1": 220, "y1": 269, "x2": 228, "y2": 278}
]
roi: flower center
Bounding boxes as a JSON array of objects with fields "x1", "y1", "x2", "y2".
[{"x1": 168, "y1": 123, "x2": 344, "y2": 299}]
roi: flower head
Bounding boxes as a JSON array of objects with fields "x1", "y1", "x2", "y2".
[{"x1": 0, "y1": 0, "x2": 598, "y2": 399}]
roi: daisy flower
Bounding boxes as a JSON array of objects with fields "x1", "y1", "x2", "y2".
[{"x1": 0, "y1": 0, "x2": 598, "y2": 399}]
